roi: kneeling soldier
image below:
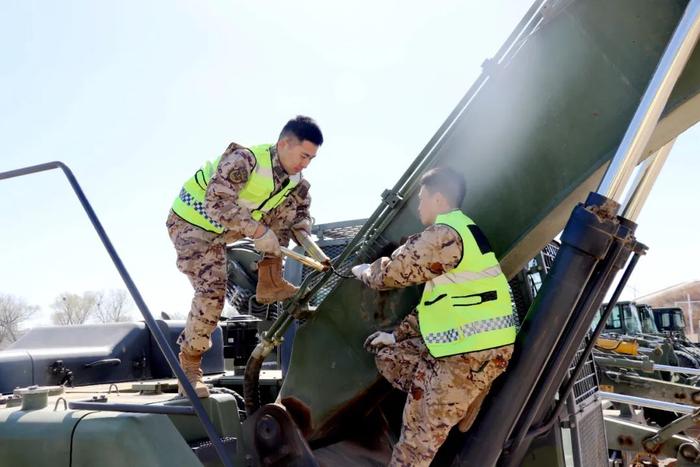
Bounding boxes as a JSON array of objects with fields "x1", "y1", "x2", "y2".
[{"x1": 353, "y1": 167, "x2": 516, "y2": 467}]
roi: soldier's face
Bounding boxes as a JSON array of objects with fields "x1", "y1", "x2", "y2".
[
  {"x1": 278, "y1": 137, "x2": 318, "y2": 175},
  {"x1": 418, "y1": 186, "x2": 441, "y2": 226}
]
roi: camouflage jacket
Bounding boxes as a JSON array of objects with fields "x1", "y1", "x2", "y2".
[
  {"x1": 203, "y1": 142, "x2": 312, "y2": 239},
  {"x1": 362, "y1": 223, "x2": 463, "y2": 341}
]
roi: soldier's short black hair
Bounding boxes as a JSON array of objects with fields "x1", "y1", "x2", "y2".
[
  {"x1": 420, "y1": 167, "x2": 466, "y2": 207},
  {"x1": 279, "y1": 115, "x2": 324, "y2": 146}
]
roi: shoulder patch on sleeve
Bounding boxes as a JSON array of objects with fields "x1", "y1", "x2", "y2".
[
  {"x1": 228, "y1": 165, "x2": 248, "y2": 184},
  {"x1": 223, "y1": 150, "x2": 254, "y2": 184}
]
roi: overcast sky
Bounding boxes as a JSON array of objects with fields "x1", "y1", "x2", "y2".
[{"x1": 2, "y1": 1, "x2": 699, "y2": 326}]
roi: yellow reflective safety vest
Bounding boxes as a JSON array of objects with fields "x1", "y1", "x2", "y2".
[
  {"x1": 417, "y1": 210, "x2": 516, "y2": 357},
  {"x1": 171, "y1": 144, "x2": 300, "y2": 233}
]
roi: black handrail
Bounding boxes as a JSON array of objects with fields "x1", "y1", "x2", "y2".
[{"x1": 0, "y1": 161, "x2": 234, "y2": 467}]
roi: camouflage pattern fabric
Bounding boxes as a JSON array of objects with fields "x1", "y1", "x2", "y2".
[
  {"x1": 166, "y1": 211, "x2": 231, "y2": 354},
  {"x1": 375, "y1": 339, "x2": 513, "y2": 467},
  {"x1": 361, "y1": 224, "x2": 463, "y2": 291},
  {"x1": 167, "y1": 142, "x2": 312, "y2": 354},
  {"x1": 393, "y1": 310, "x2": 422, "y2": 341}
]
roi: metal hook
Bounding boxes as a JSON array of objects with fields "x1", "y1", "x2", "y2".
[{"x1": 54, "y1": 397, "x2": 67, "y2": 411}]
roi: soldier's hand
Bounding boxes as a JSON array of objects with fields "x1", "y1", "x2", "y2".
[
  {"x1": 253, "y1": 228, "x2": 281, "y2": 257},
  {"x1": 291, "y1": 218, "x2": 312, "y2": 236},
  {"x1": 364, "y1": 331, "x2": 396, "y2": 351},
  {"x1": 352, "y1": 264, "x2": 370, "y2": 281}
]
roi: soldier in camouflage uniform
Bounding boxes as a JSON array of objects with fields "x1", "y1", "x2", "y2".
[
  {"x1": 353, "y1": 167, "x2": 515, "y2": 467},
  {"x1": 167, "y1": 116, "x2": 323, "y2": 397}
]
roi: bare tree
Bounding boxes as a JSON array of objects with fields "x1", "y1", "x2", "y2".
[
  {"x1": 50, "y1": 292, "x2": 96, "y2": 325},
  {"x1": 0, "y1": 294, "x2": 38, "y2": 345},
  {"x1": 93, "y1": 289, "x2": 134, "y2": 323}
]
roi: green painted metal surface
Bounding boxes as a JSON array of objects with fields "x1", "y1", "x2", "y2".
[
  {"x1": 0, "y1": 394, "x2": 240, "y2": 467},
  {"x1": 0, "y1": 409, "x2": 85, "y2": 467},
  {"x1": 281, "y1": 0, "x2": 700, "y2": 438},
  {"x1": 166, "y1": 396, "x2": 242, "y2": 444},
  {"x1": 71, "y1": 412, "x2": 203, "y2": 467}
]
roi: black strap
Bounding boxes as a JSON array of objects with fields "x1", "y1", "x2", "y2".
[
  {"x1": 452, "y1": 290, "x2": 498, "y2": 307},
  {"x1": 194, "y1": 169, "x2": 208, "y2": 191},
  {"x1": 255, "y1": 178, "x2": 291, "y2": 212},
  {"x1": 468, "y1": 224, "x2": 494, "y2": 255},
  {"x1": 423, "y1": 293, "x2": 448, "y2": 306}
]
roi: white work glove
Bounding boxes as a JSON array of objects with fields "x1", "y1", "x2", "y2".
[
  {"x1": 253, "y1": 228, "x2": 281, "y2": 257},
  {"x1": 364, "y1": 331, "x2": 396, "y2": 351},
  {"x1": 351, "y1": 263, "x2": 370, "y2": 281}
]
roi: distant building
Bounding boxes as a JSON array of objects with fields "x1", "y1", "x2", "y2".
[{"x1": 637, "y1": 280, "x2": 700, "y2": 340}]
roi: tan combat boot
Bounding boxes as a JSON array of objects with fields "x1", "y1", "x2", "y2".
[
  {"x1": 256, "y1": 256, "x2": 299, "y2": 304},
  {"x1": 178, "y1": 351, "x2": 210, "y2": 398}
]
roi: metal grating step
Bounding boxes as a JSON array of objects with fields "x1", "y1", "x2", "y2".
[{"x1": 191, "y1": 436, "x2": 237, "y2": 464}]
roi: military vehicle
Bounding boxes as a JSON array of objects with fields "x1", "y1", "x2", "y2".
[
  {"x1": 590, "y1": 301, "x2": 700, "y2": 429},
  {"x1": 655, "y1": 306, "x2": 694, "y2": 338},
  {"x1": 639, "y1": 304, "x2": 661, "y2": 336},
  {"x1": 6, "y1": 0, "x2": 700, "y2": 465},
  {"x1": 592, "y1": 301, "x2": 700, "y2": 376},
  {"x1": 594, "y1": 301, "x2": 697, "y2": 369}
]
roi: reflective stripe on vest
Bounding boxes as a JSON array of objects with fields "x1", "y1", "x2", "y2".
[
  {"x1": 417, "y1": 210, "x2": 516, "y2": 357},
  {"x1": 171, "y1": 144, "x2": 300, "y2": 233}
]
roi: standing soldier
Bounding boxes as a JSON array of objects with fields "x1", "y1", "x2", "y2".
[
  {"x1": 167, "y1": 116, "x2": 323, "y2": 397},
  {"x1": 352, "y1": 167, "x2": 516, "y2": 467}
]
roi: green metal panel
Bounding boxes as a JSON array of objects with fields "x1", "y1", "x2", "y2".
[
  {"x1": 281, "y1": 0, "x2": 700, "y2": 439},
  {"x1": 0, "y1": 408, "x2": 86, "y2": 467},
  {"x1": 0, "y1": 394, "x2": 241, "y2": 467},
  {"x1": 71, "y1": 412, "x2": 203, "y2": 467},
  {"x1": 165, "y1": 396, "x2": 242, "y2": 443},
  {"x1": 166, "y1": 395, "x2": 246, "y2": 467}
]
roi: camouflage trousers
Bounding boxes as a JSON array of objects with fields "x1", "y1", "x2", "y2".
[
  {"x1": 376, "y1": 339, "x2": 513, "y2": 467},
  {"x1": 166, "y1": 210, "x2": 293, "y2": 355}
]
